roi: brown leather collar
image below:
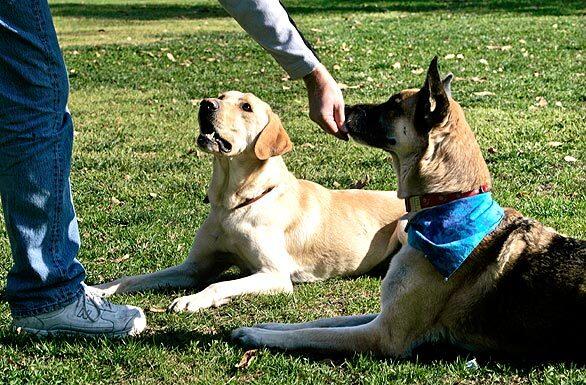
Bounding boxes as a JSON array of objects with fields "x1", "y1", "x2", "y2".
[
  {"x1": 405, "y1": 184, "x2": 490, "y2": 212},
  {"x1": 204, "y1": 187, "x2": 276, "y2": 210},
  {"x1": 233, "y1": 187, "x2": 275, "y2": 210}
]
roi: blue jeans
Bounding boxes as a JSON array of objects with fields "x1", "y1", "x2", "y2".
[{"x1": 0, "y1": 0, "x2": 85, "y2": 317}]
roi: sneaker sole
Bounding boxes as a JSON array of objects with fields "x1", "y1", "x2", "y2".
[{"x1": 13, "y1": 325, "x2": 142, "y2": 339}]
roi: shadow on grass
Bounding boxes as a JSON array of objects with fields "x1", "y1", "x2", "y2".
[
  {"x1": 222, "y1": 332, "x2": 586, "y2": 371},
  {"x1": 231, "y1": 337, "x2": 586, "y2": 371},
  {"x1": 138, "y1": 328, "x2": 230, "y2": 350},
  {"x1": 0, "y1": 328, "x2": 223, "y2": 351},
  {"x1": 50, "y1": 0, "x2": 584, "y2": 21}
]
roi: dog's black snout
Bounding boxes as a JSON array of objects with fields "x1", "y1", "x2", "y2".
[{"x1": 200, "y1": 98, "x2": 219, "y2": 113}]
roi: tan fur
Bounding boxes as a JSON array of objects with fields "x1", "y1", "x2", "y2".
[
  {"x1": 388, "y1": 91, "x2": 491, "y2": 198},
  {"x1": 93, "y1": 91, "x2": 405, "y2": 313},
  {"x1": 418, "y1": 102, "x2": 492, "y2": 194}
]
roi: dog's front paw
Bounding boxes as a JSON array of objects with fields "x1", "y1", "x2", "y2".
[
  {"x1": 168, "y1": 293, "x2": 229, "y2": 313},
  {"x1": 231, "y1": 327, "x2": 266, "y2": 348},
  {"x1": 168, "y1": 294, "x2": 210, "y2": 313},
  {"x1": 91, "y1": 276, "x2": 130, "y2": 297},
  {"x1": 86, "y1": 284, "x2": 112, "y2": 298}
]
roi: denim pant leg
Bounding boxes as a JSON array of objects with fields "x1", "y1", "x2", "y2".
[{"x1": 0, "y1": 0, "x2": 85, "y2": 317}]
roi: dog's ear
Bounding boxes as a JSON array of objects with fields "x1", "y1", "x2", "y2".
[
  {"x1": 415, "y1": 56, "x2": 451, "y2": 132},
  {"x1": 254, "y1": 111, "x2": 293, "y2": 160},
  {"x1": 442, "y1": 72, "x2": 454, "y2": 98}
]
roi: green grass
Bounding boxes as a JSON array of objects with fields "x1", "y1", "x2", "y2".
[{"x1": 1, "y1": 0, "x2": 585, "y2": 383}]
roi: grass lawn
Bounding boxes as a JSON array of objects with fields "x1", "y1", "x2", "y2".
[{"x1": 1, "y1": 0, "x2": 585, "y2": 383}]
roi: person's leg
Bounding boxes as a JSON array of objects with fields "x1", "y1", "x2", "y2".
[
  {"x1": 0, "y1": 0, "x2": 83, "y2": 317},
  {"x1": 0, "y1": 0, "x2": 145, "y2": 336}
]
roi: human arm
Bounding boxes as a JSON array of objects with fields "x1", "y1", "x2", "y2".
[{"x1": 218, "y1": 0, "x2": 347, "y2": 139}]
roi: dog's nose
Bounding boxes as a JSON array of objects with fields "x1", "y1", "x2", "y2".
[{"x1": 200, "y1": 98, "x2": 219, "y2": 113}]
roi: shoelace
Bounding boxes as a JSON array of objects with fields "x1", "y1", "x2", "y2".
[{"x1": 80, "y1": 291, "x2": 112, "y2": 323}]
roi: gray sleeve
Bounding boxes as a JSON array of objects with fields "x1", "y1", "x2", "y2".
[{"x1": 218, "y1": 0, "x2": 321, "y2": 79}]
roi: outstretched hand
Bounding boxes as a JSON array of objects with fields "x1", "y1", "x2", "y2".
[{"x1": 303, "y1": 64, "x2": 348, "y2": 141}]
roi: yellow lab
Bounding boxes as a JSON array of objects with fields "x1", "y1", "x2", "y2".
[{"x1": 94, "y1": 91, "x2": 405, "y2": 312}]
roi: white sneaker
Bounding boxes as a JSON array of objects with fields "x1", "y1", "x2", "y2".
[{"x1": 12, "y1": 284, "x2": 146, "y2": 338}]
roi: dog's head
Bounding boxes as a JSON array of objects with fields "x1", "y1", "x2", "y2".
[
  {"x1": 346, "y1": 57, "x2": 491, "y2": 196},
  {"x1": 197, "y1": 91, "x2": 292, "y2": 160},
  {"x1": 345, "y1": 57, "x2": 454, "y2": 156}
]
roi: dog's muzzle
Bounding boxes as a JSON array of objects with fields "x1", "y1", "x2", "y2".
[
  {"x1": 197, "y1": 99, "x2": 233, "y2": 153},
  {"x1": 344, "y1": 105, "x2": 396, "y2": 150},
  {"x1": 197, "y1": 132, "x2": 232, "y2": 153}
]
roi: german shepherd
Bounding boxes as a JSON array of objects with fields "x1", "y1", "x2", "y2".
[{"x1": 232, "y1": 58, "x2": 585, "y2": 359}]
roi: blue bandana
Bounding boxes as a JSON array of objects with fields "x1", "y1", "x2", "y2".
[{"x1": 406, "y1": 192, "x2": 505, "y2": 279}]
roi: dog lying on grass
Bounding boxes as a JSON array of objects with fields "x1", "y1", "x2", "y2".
[
  {"x1": 94, "y1": 91, "x2": 405, "y2": 312},
  {"x1": 232, "y1": 58, "x2": 585, "y2": 359}
]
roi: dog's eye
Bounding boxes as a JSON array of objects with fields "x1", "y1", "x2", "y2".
[{"x1": 241, "y1": 103, "x2": 253, "y2": 112}]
